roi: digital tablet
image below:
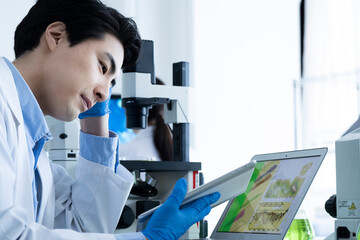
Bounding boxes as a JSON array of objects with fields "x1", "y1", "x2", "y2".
[
  {"x1": 182, "y1": 160, "x2": 256, "y2": 208},
  {"x1": 137, "y1": 160, "x2": 256, "y2": 229}
]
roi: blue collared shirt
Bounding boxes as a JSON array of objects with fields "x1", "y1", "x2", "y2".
[{"x1": 3, "y1": 58, "x2": 52, "y2": 170}]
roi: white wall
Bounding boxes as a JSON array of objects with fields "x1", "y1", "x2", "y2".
[
  {"x1": 0, "y1": 0, "x2": 35, "y2": 60},
  {"x1": 193, "y1": 0, "x2": 300, "y2": 233},
  {"x1": 295, "y1": 0, "x2": 360, "y2": 236}
]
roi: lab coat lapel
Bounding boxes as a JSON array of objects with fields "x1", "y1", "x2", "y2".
[
  {"x1": 36, "y1": 150, "x2": 53, "y2": 224},
  {"x1": 0, "y1": 57, "x2": 35, "y2": 220},
  {"x1": 0, "y1": 58, "x2": 23, "y2": 125}
]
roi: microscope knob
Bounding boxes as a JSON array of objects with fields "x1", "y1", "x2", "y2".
[
  {"x1": 117, "y1": 205, "x2": 135, "y2": 229},
  {"x1": 325, "y1": 194, "x2": 337, "y2": 218},
  {"x1": 145, "y1": 174, "x2": 158, "y2": 187}
]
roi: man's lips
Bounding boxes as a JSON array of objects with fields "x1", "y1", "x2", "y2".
[{"x1": 81, "y1": 95, "x2": 93, "y2": 111}]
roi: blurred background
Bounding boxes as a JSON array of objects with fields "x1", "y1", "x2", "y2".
[{"x1": 3, "y1": 0, "x2": 360, "y2": 238}]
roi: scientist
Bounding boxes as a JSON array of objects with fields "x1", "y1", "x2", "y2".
[{"x1": 0, "y1": 0, "x2": 220, "y2": 240}]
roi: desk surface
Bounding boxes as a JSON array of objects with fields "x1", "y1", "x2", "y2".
[{"x1": 120, "y1": 160, "x2": 201, "y2": 172}]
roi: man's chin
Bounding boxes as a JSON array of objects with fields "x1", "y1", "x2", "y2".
[{"x1": 50, "y1": 110, "x2": 79, "y2": 122}]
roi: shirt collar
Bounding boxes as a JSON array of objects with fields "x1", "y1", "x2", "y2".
[{"x1": 2, "y1": 57, "x2": 52, "y2": 148}]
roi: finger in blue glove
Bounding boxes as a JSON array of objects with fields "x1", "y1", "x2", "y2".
[
  {"x1": 142, "y1": 178, "x2": 221, "y2": 240},
  {"x1": 78, "y1": 88, "x2": 112, "y2": 119}
]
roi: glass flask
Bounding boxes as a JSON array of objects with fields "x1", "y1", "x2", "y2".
[{"x1": 284, "y1": 208, "x2": 314, "y2": 240}]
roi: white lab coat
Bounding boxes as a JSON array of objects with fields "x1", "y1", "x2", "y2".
[{"x1": 0, "y1": 58, "x2": 137, "y2": 240}]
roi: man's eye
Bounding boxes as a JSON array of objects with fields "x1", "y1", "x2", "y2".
[
  {"x1": 111, "y1": 79, "x2": 116, "y2": 88},
  {"x1": 100, "y1": 61, "x2": 107, "y2": 74}
]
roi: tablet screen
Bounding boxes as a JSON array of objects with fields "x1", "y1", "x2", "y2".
[{"x1": 217, "y1": 156, "x2": 319, "y2": 234}]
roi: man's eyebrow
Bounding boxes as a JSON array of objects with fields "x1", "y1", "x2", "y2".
[{"x1": 105, "y1": 52, "x2": 116, "y2": 75}]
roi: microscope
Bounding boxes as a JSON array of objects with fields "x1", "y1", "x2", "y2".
[
  {"x1": 120, "y1": 39, "x2": 195, "y2": 158},
  {"x1": 113, "y1": 40, "x2": 204, "y2": 238},
  {"x1": 325, "y1": 127, "x2": 360, "y2": 239}
]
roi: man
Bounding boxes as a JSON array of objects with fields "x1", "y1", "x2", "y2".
[{"x1": 0, "y1": 0, "x2": 220, "y2": 239}]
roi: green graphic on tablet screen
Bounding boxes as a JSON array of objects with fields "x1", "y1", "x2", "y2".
[{"x1": 218, "y1": 159, "x2": 314, "y2": 233}]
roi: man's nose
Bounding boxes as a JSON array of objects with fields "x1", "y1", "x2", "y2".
[{"x1": 94, "y1": 85, "x2": 109, "y2": 102}]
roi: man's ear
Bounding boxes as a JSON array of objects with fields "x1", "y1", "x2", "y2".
[{"x1": 45, "y1": 22, "x2": 67, "y2": 52}]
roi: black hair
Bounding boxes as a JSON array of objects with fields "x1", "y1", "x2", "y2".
[
  {"x1": 148, "y1": 78, "x2": 173, "y2": 161},
  {"x1": 14, "y1": 0, "x2": 141, "y2": 69}
]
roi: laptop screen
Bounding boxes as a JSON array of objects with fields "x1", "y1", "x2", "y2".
[{"x1": 211, "y1": 148, "x2": 327, "y2": 239}]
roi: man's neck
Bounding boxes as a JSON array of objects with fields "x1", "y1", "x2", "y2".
[{"x1": 13, "y1": 53, "x2": 46, "y2": 114}]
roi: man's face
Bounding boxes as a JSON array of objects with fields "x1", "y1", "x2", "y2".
[{"x1": 40, "y1": 33, "x2": 124, "y2": 121}]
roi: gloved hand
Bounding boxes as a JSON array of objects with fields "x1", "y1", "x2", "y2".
[
  {"x1": 78, "y1": 88, "x2": 112, "y2": 119},
  {"x1": 142, "y1": 178, "x2": 221, "y2": 240}
]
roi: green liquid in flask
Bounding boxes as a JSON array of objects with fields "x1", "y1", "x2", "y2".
[{"x1": 284, "y1": 218, "x2": 314, "y2": 240}]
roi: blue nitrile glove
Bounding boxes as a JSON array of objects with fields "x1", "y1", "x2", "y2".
[
  {"x1": 78, "y1": 88, "x2": 112, "y2": 119},
  {"x1": 142, "y1": 178, "x2": 221, "y2": 240}
]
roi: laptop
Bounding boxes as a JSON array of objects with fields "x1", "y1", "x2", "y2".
[{"x1": 190, "y1": 147, "x2": 328, "y2": 240}]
